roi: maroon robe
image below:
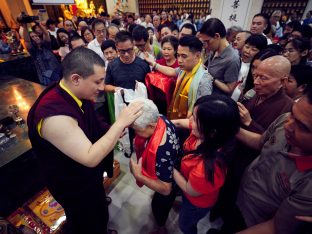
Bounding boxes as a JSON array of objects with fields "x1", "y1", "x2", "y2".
[{"x1": 27, "y1": 82, "x2": 113, "y2": 234}]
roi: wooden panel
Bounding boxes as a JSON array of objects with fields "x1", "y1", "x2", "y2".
[
  {"x1": 261, "y1": 0, "x2": 308, "y2": 19},
  {"x1": 138, "y1": 0, "x2": 211, "y2": 19}
]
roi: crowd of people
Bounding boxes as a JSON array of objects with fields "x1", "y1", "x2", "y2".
[{"x1": 18, "y1": 7, "x2": 312, "y2": 234}]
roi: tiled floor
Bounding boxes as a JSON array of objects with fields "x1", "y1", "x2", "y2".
[{"x1": 107, "y1": 151, "x2": 223, "y2": 234}]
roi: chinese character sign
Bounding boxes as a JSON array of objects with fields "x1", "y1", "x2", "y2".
[{"x1": 221, "y1": 0, "x2": 251, "y2": 29}]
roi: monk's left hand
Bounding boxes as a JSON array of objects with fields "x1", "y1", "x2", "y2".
[
  {"x1": 237, "y1": 102, "x2": 252, "y2": 126},
  {"x1": 129, "y1": 158, "x2": 142, "y2": 179}
]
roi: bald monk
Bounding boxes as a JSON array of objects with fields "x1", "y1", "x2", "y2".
[
  {"x1": 237, "y1": 55, "x2": 293, "y2": 132},
  {"x1": 214, "y1": 56, "x2": 294, "y2": 233}
]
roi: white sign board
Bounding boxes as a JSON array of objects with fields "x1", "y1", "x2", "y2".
[
  {"x1": 220, "y1": 0, "x2": 251, "y2": 30},
  {"x1": 32, "y1": 0, "x2": 75, "y2": 5}
]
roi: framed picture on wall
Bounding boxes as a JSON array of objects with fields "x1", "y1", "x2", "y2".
[{"x1": 0, "y1": 11, "x2": 8, "y2": 29}]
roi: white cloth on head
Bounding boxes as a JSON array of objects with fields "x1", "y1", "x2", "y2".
[{"x1": 114, "y1": 81, "x2": 148, "y2": 155}]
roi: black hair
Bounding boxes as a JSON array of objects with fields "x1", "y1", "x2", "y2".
[
  {"x1": 69, "y1": 35, "x2": 84, "y2": 50},
  {"x1": 91, "y1": 19, "x2": 105, "y2": 31},
  {"x1": 267, "y1": 44, "x2": 283, "y2": 54},
  {"x1": 243, "y1": 48, "x2": 279, "y2": 94},
  {"x1": 171, "y1": 24, "x2": 179, "y2": 32},
  {"x1": 100, "y1": 12, "x2": 108, "y2": 17},
  {"x1": 46, "y1": 18, "x2": 56, "y2": 28},
  {"x1": 111, "y1": 19, "x2": 121, "y2": 27},
  {"x1": 200, "y1": 18, "x2": 226, "y2": 38},
  {"x1": 101, "y1": 39, "x2": 116, "y2": 52},
  {"x1": 285, "y1": 38, "x2": 311, "y2": 64},
  {"x1": 179, "y1": 35, "x2": 203, "y2": 53},
  {"x1": 286, "y1": 20, "x2": 302, "y2": 32},
  {"x1": 192, "y1": 95, "x2": 240, "y2": 183},
  {"x1": 81, "y1": 26, "x2": 94, "y2": 43},
  {"x1": 304, "y1": 84, "x2": 312, "y2": 105},
  {"x1": 297, "y1": 24, "x2": 312, "y2": 40},
  {"x1": 158, "y1": 24, "x2": 172, "y2": 33},
  {"x1": 161, "y1": 35, "x2": 178, "y2": 57},
  {"x1": 290, "y1": 65, "x2": 312, "y2": 87},
  {"x1": 127, "y1": 15, "x2": 135, "y2": 20},
  {"x1": 56, "y1": 28, "x2": 69, "y2": 46},
  {"x1": 132, "y1": 25, "x2": 149, "y2": 42},
  {"x1": 245, "y1": 34, "x2": 267, "y2": 51},
  {"x1": 146, "y1": 27, "x2": 154, "y2": 33},
  {"x1": 180, "y1": 23, "x2": 196, "y2": 35},
  {"x1": 128, "y1": 23, "x2": 137, "y2": 34},
  {"x1": 253, "y1": 13, "x2": 271, "y2": 35},
  {"x1": 62, "y1": 47, "x2": 105, "y2": 79},
  {"x1": 115, "y1": 31, "x2": 133, "y2": 45},
  {"x1": 31, "y1": 24, "x2": 41, "y2": 34}
]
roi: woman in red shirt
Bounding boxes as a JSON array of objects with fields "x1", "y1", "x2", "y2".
[
  {"x1": 146, "y1": 35, "x2": 179, "y2": 115},
  {"x1": 156, "y1": 35, "x2": 179, "y2": 68},
  {"x1": 172, "y1": 95, "x2": 240, "y2": 234}
]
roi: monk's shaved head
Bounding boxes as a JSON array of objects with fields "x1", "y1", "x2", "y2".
[
  {"x1": 259, "y1": 55, "x2": 291, "y2": 78},
  {"x1": 253, "y1": 55, "x2": 291, "y2": 99}
]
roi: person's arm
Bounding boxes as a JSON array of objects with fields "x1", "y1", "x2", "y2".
[
  {"x1": 213, "y1": 79, "x2": 237, "y2": 94},
  {"x1": 173, "y1": 168, "x2": 201, "y2": 197},
  {"x1": 104, "y1": 84, "x2": 119, "y2": 93},
  {"x1": 295, "y1": 216, "x2": 312, "y2": 222},
  {"x1": 237, "y1": 102, "x2": 252, "y2": 127},
  {"x1": 130, "y1": 158, "x2": 172, "y2": 195},
  {"x1": 22, "y1": 23, "x2": 32, "y2": 50},
  {"x1": 236, "y1": 128, "x2": 262, "y2": 150},
  {"x1": 41, "y1": 102, "x2": 143, "y2": 168},
  {"x1": 215, "y1": 55, "x2": 240, "y2": 94},
  {"x1": 37, "y1": 21, "x2": 51, "y2": 43},
  {"x1": 144, "y1": 52, "x2": 176, "y2": 77},
  {"x1": 237, "y1": 102, "x2": 265, "y2": 132},
  {"x1": 171, "y1": 119, "x2": 190, "y2": 129},
  {"x1": 237, "y1": 219, "x2": 275, "y2": 234}
]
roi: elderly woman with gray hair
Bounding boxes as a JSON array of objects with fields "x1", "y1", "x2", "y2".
[{"x1": 129, "y1": 98, "x2": 181, "y2": 233}]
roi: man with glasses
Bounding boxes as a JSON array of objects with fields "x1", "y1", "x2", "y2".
[
  {"x1": 132, "y1": 25, "x2": 161, "y2": 61},
  {"x1": 105, "y1": 31, "x2": 150, "y2": 156},
  {"x1": 88, "y1": 19, "x2": 106, "y2": 60},
  {"x1": 104, "y1": 31, "x2": 150, "y2": 93}
]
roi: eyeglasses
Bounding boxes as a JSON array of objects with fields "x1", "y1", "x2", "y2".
[{"x1": 117, "y1": 48, "x2": 134, "y2": 55}]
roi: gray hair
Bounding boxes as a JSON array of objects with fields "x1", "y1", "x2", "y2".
[
  {"x1": 226, "y1": 25, "x2": 243, "y2": 36},
  {"x1": 153, "y1": 15, "x2": 160, "y2": 20},
  {"x1": 132, "y1": 98, "x2": 159, "y2": 129}
]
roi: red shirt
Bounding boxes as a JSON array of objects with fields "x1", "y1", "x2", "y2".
[
  {"x1": 156, "y1": 58, "x2": 179, "y2": 68},
  {"x1": 180, "y1": 134, "x2": 226, "y2": 208}
]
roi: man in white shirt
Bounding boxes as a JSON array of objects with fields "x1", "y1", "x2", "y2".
[
  {"x1": 135, "y1": 13, "x2": 142, "y2": 24},
  {"x1": 250, "y1": 13, "x2": 272, "y2": 45},
  {"x1": 141, "y1": 14, "x2": 154, "y2": 28},
  {"x1": 46, "y1": 19, "x2": 58, "y2": 38},
  {"x1": 87, "y1": 19, "x2": 106, "y2": 61}
]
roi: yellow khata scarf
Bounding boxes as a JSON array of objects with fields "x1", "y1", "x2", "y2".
[{"x1": 168, "y1": 60, "x2": 202, "y2": 119}]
